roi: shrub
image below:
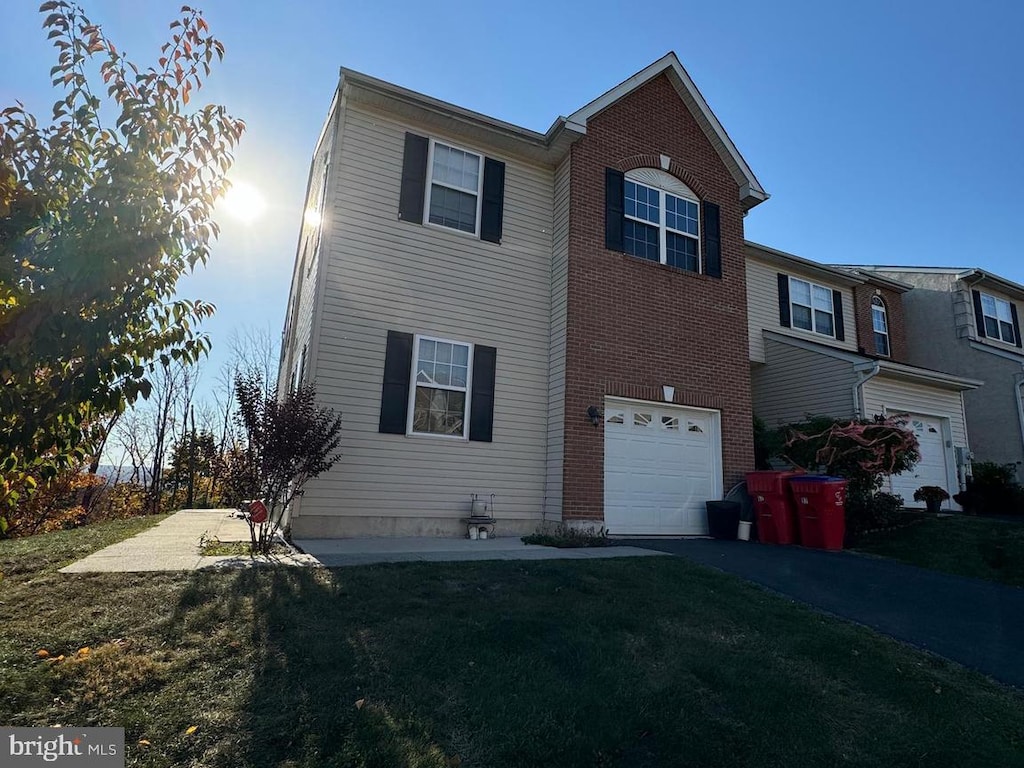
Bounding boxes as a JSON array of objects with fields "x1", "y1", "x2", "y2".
[
  {"x1": 522, "y1": 522, "x2": 610, "y2": 548},
  {"x1": 846, "y1": 491, "x2": 905, "y2": 536},
  {"x1": 954, "y1": 461, "x2": 1024, "y2": 515},
  {"x1": 913, "y1": 486, "x2": 950, "y2": 504}
]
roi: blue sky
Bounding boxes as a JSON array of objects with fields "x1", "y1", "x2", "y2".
[{"x1": 3, "y1": 0, "x2": 1022, "y2": 401}]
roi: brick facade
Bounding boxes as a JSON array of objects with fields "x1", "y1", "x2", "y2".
[
  {"x1": 852, "y1": 284, "x2": 908, "y2": 363},
  {"x1": 562, "y1": 73, "x2": 755, "y2": 521}
]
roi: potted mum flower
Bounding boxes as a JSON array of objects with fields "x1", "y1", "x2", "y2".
[{"x1": 914, "y1": 485, "x2": 950, "y2": 514}]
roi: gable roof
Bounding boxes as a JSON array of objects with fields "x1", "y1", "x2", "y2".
[
  {"x1": 567, "y1": 52, "x2": 768, "y2": 211},
  {"x1": 844, "y1": 265, "x2": 1024, "y2": 302}
]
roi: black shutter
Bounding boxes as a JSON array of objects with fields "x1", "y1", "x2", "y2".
[
  {"x1": 832, "y1": 290, "x2": 845, "y2": 341},
  {"x1": 469, "y1": 345, "x2": 497, "y2": 442},
  {"x1": 777, "y1": 274, "x2": 791, "y2": 327},
  {"x1": 398, "y1": 133, "x2": 428, "y2": 223},
  {"x1": 605, "y1": 168, "x2": 624, "y2": 251},
  {"x1": 972, "y1": 290, "x2": 987, "y2": 338},
  {"x1": 1012, "y1": 302, "x2": 1023, "y2": 348},
  {"x1": 480, "y1": 157, "x2": 505, "y2": 244},
  {"x1": 702, "y1": 201, "x2": 721, "y2": 278},
  {"x1": 378, "y1": 331, "x2": 413, "y2": 434}
]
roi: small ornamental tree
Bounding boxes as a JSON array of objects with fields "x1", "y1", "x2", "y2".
[
  {"x1": 0, "y1": 3, "x2": 245, "y2": 517},
  {"x1": 782, "y1": 414, "x2": 920, "y2": 533},
  {"x1": 223, "y1": 372, "x2": 343, "y2": 555}
]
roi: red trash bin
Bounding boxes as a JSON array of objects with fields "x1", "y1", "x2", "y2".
[
  {"x1": 789, "y1": 476, "x2": 848, "y2": 550},
  {"x1": 746, "y1": 471, "x2": 803, "y2": 545}
]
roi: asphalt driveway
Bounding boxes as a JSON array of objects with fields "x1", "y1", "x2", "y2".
[{"x1": 624, "y1": 539, "x2": 1024, "y2": 689}]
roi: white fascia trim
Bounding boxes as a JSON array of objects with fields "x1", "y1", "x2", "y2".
[
  {"x1": 567, "y1": 52, "x2": 767, "y2": 207},
  {"x1": 968, "y1": 339, "x2": 1024, "y2": 364},
  {"x1": 855, "y1": 359, "x2": 982, "y2": 391},
  {"x1": 960, "y1": 269, "x2": 1024, "y2": 302},
  {"x1": 746, "y1": 241, "x2": 865, "y2": 288}
]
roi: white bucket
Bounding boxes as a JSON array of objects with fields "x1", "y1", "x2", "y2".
[
  {"x1": 469, "y1": 526, "x2": 479, "y2": 540},
  {"x1": 480, "y1": 529, "x2": 488, "y2": 540},
  {"x1": 738, "y1": 520, "x2": 752, "y2": 541}
]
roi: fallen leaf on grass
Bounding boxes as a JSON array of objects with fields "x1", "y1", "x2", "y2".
[
  {"x1": 354, "y1": 699, "x2": 365, "y2": 710},
  {"x1": 138, "y1": 740, "x2": 150, "y2": 747},
  {"x1": 36, "y1": 649, "x2": 50, "y2": 658},
  {"x1": 185, "y1": 726, "x2": 198, "y2": 735},
  {"x1": 77, "y1": 647, "x2": 90, "y2": 657}
]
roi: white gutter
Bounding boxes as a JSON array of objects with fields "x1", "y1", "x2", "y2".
[{"x1": 852, "y1": 361, "x2": 881, "y2": 417}]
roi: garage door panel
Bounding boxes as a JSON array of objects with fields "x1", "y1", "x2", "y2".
[
  {"x1": 888, "y1": 415, "x2": 951, "y2": 508},
  {"x1": 603, "y1": 400, "x2": 722, "y2": 536}
]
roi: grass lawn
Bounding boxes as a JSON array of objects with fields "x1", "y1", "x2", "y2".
[
  {"x1": 855, "y1": 515, "x2": 1024, "y2": 587},
  {"x1": 1, "y1": 521, "x2": 1023, "y2": 767}
]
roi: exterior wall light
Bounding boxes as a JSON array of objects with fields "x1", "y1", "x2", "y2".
[{"x1": 586, "y1": 405, "x2": 601, "y2": 426}]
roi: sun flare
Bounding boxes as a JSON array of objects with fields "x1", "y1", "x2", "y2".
[{"x1": 219, "y1": 181, "x2": 268, "y2": 224}]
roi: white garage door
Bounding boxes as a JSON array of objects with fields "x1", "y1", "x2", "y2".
[
  {"x1": 603, "y1": 399, "x2": 722, "y2": 535},
  {"x1": 889, "y1": 415, "x2": 951, "y2": 508}
]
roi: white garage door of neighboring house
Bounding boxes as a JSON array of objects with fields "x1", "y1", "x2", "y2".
[
  {"x1": 603, "y1": 399, "x2": 722, "y2": 536},
  {"x1": 889, "y1": 415, "x2": 952, "y2": 508}
]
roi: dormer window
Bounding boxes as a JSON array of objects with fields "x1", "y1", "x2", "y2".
[
  {"x1": 871, "y1": 296, "x2": 890, "y2": 356},
  {"x1": 622, "y1": 169, "x2": 700, "y2": 273}
]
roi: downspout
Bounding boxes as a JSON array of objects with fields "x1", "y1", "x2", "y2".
[
  {"x1": 1015, "y1": 370, "x2": 1024, "y2": 482},
  {"x1": 852, "y1": 361, "x2": 882, "y2": 418}
]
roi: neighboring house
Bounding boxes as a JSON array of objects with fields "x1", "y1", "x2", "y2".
[
  {"x1": 278, "y1": 52, "x2": 769, "y2": 538},
  {"x1": 746, "y1": 243, "x2": 981, "y2": 508},
  {"x1": 850, "y1": 266, "x2": 1024, "y2": 481}
]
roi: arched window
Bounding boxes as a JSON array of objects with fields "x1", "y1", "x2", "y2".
[
  {"x1": 871, "y1": 296, "x2": 890, "y2": 356},
  {"x1": 623, "y1": 169, "x2": 700, "y2": 273}
]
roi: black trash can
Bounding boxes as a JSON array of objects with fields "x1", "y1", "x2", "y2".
[{"x1": 705, "y1": 500, "x2": 741, "y2": 540}]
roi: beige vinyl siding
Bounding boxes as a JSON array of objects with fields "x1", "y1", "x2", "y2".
[
  {"x1": 861, "y1": 377, "x2": 968, "y2": 447},
  {"x1": 746, "y1": 256, "x2": 858, "y2": 363},
  {"x1": 544, "y1": 154, "x2": 570, "y2": 520},
  {"x1": 295, "y1": 103, "x2": 554, "y2": 533},
  {"x1": 751, "y1": 338, "x2": 855, "y2": 427},
  {"x1": 280, "y1": 104, "x2": 339, "y2": 395}
]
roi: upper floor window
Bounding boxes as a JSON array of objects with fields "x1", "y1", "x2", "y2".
[
  {"x1": 789, "y1": 277, "x2": 835, "y2": 337},
  {"x1": 399, "y1": 133, "x2": 506, "y2": 244},
  {"x1": 980, "y1": 293, "x2": 1016, "y2": 344},
  {"x1": 622, "y1": 169, "x2": 700, "y2": 272},
  {"x1": 871, "y1": 296, "x2": 890, "y2": 356},
  {"x1": 427, "y1": 141, "x2": 482, "y2": 235}
]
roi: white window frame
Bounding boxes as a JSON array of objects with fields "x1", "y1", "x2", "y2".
[
  {"x1": 871, "y1": 296, "x2": 890, "y2": 356},
  {"x1": 623, "y1": 173, "x2": 701, "y2": 272},
  {"x1": 424, "y1": 139, "x2": 483, "y2": 238},
  {"x1": 789, "y1": 276, "x2": 836, "y2": 338},
  {"x1": 406, "y1": 334, "x2": 474, "y2": 440},
  {"x1": 980, "y1": 292, "x2": 1016, "y2": 345}
]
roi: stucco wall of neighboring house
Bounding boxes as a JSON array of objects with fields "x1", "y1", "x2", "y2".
[
  {"x1": 751, "y1": 338, "x2": 855, "y2": 428},
  {"x1": 852, "y1": 284, "x2": 908, "y2": 362},
  {"x1": 562, "y1": 73, "x2": 755, "y2": 521},
  {"x1": 291, "y1": 102, "x2": 556, "y2": 537},
  {"x1": 544, "y1": 154, "x2": 570, "y2": 521},
  {"x1": 746, "y1": 254, "x2": 858, "y2": 364},
  {"x1": 876, "y1": 269, "x2": 1024, "y2": 474}
]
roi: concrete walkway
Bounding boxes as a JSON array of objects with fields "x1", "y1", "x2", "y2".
[
  {"x1": 625, "y1": 539, "x2": 1024, "y2": 689},
  {"x1": 60, "y1": 509, "x2": 317, "y2": 573},
  {"x1": 294, "y1": 536, "x2": 668, "y2": 567},
  {"x1": 59, "y1": 509, "x2": 666, "y2": 573}
]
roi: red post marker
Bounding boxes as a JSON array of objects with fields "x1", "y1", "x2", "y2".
[{"x1": 248, "y1": 500, "x2": 268, "y2": 524}]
